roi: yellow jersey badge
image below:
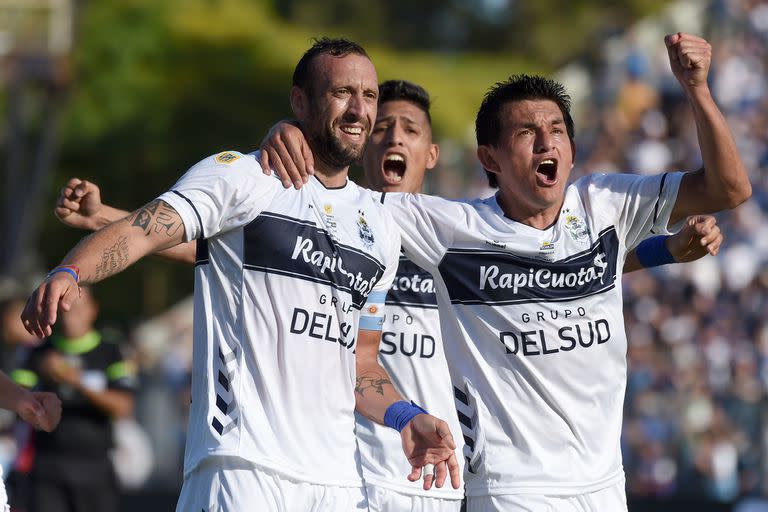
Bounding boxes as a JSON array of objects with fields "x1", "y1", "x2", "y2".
[{"x1": 215, "y1": 152, "x2": 241, "y2": 165}]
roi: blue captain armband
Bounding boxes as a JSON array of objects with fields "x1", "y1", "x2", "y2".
[
  {"x1": 359, "y1": 290, "x2": 386, "y2": 331},
  {"x1": 384, "y1": 401, "x2": 428, "y2": 432},
  {"x1": 635, "y1": 235, "x2": 675, "y2": 268}
]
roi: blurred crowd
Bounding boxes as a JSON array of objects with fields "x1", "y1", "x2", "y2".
[
  {"x1": 568, "y1": 0, "x2": 767, "y2": 503},
  {"x1": 0, "y1": 0, "x2": 766, "y2": 509},
  {"x1": 430, "y1": 0, "x2": 768, "y2": 504}
]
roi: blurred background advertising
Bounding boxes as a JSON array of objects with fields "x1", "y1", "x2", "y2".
[{"x1": 1, "y1": 1, "x2": 767, "y2": 510}]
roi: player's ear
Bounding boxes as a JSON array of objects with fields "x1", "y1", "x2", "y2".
[
  {"x1": 570, "y1": 138, "x2": 576, "y2": 168},
  {"x1": 425, "y1": 143, "x2": 439, "y2": 171},
  {"x1": 477, "y1": 145, "x2": 501, "y2": 176},
  {"x1": 291, "y1": 86, "x2": 309, "y2": 121}
]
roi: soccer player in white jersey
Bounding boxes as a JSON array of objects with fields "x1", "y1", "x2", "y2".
[
  {"x1": 53, "y1": 76, "x2": 724, "y2": 512},
  {"x1": 240, "y1": 33, "x2": 750, "y2": 511},
  {"x1": 20, "y1": 38, "x2": 460, "y2": 511},
  {"x1": 385, "y1": 32, "x2": 750, "y2": 512}
]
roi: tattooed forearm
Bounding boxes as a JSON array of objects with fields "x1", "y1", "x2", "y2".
[
  {"x1": 355, "y1": 372, "x2": 392, "y2": 397},
  {"x1": 88, "y1": 235, "x2": 129, "y2": 282},
  {"x1": 129, "y1": 200, "x2": 183, "y2": 238}
]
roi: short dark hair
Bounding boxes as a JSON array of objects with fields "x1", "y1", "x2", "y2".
[
  {"x1": 378, "y1": 80, "x2": 432, "y2": 125},
  {"x1": 292, "y1": 37, "x2": 369, "y2": 93},
  {"x1": 476, "y1": 75, "x2": 575, "y2": 188}
]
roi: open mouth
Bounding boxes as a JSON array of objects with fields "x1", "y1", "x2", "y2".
[
  {"x1": 536, "y1": 158, "x2": 558, "y2": 185},
  {"x1": 382, "y1": 153, "x2": 406, "y2": 183}
]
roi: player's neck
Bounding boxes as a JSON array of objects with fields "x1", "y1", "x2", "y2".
[
  {"x1": 496, "y1": 192, "x2": 562, "y2": 230},
  {"x1": 313, "y1": 164, "x2": 349, "y2": 188}
]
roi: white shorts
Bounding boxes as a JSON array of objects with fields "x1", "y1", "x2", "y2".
[
  {"x1": 365, "y1": 482, "x2": 463, "y2": 512},
  {"x1": 466, "y1": 478, "x2": 627, "y2": 512},
  {"x1": 176, "y1": 456, "x2": 368, "y2": 512},
  {"x1": 0, "y1": 465, "x2": 7, "y2": 512}
]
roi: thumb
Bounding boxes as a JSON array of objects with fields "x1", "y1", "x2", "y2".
[
  {"x1": 664, "y1": 32, "x2": 680, "y2": 47},
  {"x1": 54, "y1": 206, "x2": 72, "y2": 219},
  {"x1": 665, "y1": 33, "x2": 681, "y2": 64},
  {"x1": 436, "y1": 421, "x2": 457, "y2": 450},
  {"x1": 59, "y1": 284, "x2": 79, "y2": 312},
  {"x1": 31, "y1": 400, "x2": 45, "y2": 417}
]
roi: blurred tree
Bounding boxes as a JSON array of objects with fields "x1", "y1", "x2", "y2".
[{"x1": 275, "y1": 0, "x2": 671, "y2": 67}]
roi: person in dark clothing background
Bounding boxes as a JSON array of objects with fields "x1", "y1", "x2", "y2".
[{"x1": 9, "y1": 286, "x2": 137, "y2": 512}]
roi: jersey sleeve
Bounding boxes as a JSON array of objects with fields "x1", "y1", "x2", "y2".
[
  {"x1": 584, "y1": 171, "x2": 684, "y2": 251},
  {"x1": 377, "y1": 192, "x2": 463, "y2": 270},
  {"x1": 102, "y1": 342, "x2": 138, "y2": 393},
  {"x1": 360, "y1": 210, "x2": 401, "y2": 331},
  {"x1": 158, "y1": 150, "x2": 282, "y2": 241},
  {"x1": 10, "y1": 345, "x2": 48, "y2": 389}
]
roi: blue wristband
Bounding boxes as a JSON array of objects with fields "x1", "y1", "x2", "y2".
[
  {"x1": 384, "y1": 401, "x2": 428, "y2": 432},
  {"x1": 46, "y1": 266, "x2": 79, "y2": 282},
  {"x1": 635, "y1": 235, "x2": 675, "y2": 268}
]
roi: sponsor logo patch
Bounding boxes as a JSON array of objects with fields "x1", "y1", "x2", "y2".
[
  {"x1": 485, "y1": 239, "x2": 507, "y2": 249},
  {"x1": 539, "y1": 240, "x2": 556, "y2": 261},
  {"x1": 215, "y1": 151, "x2": 241, "y2": 165}
]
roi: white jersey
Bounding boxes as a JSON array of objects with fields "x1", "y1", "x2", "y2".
[
  {"x1": 380, "y1": 171, "x2": 682, "y2": 497},
  {"x1": 355, "y1": 255, "x2": 465, "y2": 500},
  {"x1": 159, "y1": 151, "x2": 400, "y2": 487}
]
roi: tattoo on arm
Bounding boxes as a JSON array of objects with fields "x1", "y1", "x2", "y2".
[
  {"x1": 355, "y1": 372, "x2": 392, "y2": 397},
  {"x1": 129, "y1": 200, "x2": 182, "y2": 238},
  {"x1": 90, "y1": 236, "x2": 129, "y2": 282}
]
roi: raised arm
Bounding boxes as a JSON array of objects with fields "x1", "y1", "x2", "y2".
[
  {"x1": 624, "y1": 214, "x2": 723, "y2": 273},
  {"x1": 56, "y1": 178, "x2": 197, "y2": 265},
  {"x1": 665, "y1": 33, "x2": 751, "y2": 225},
  {"x1": 22, "y1": 199, "x2": 186, "y2": 337},
  {"x1": 355, "y1": 328, "x2": 460, "y2": 490}
]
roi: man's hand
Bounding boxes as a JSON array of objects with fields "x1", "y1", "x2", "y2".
[
  {"x1": 401, "y1": 413, "x2": 460, "y2": 491},
  {"x1": 16, "y1": 391, "x2": 62, "y2": 432},
  {"x1": 665, "y1": 32, "x2": 711, "y2": 90},
  {"x1": 258, "y1": 121, "x2": 313, "y2": 189},
  {"x1": 55, "y1": 178, "x2": 104, "y2": 230},
  {"x1": 21, "y1": 273, "x2": 80, "y2": 338},
  {"x1": 668, "y1": 214, "x2": 723, "y2": 262}
]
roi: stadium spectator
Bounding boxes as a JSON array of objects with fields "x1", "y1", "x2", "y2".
[{"x1": 9, "y1": 287, "x2": 136, "y2": 512}]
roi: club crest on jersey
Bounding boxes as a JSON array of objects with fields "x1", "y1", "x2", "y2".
[
  {"x1": 215, "y1": 151, "x2": 241, "y2": 165},
  {"x1": 357, "y1": 210, "x2": 375, "y2": 249},
  {"x1": 564, "y1": 214, "x2": 589, "y2": 242},
  {"x1": 323, "y1": 204, "x2": 333, "y2": 215}
]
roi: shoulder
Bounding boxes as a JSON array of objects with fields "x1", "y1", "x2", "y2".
[{"x1": 187, "y1": 151, "x2": 281, "y2": 183}]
